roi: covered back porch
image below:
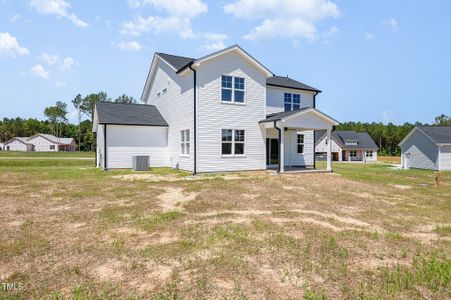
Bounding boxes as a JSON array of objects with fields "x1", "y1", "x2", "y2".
[{"x1": 260, "y1": 108, "x2": 339, "y2": 173}]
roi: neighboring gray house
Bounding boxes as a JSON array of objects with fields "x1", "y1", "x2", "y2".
[
  {"x1": 93, "y1": 45, "x2": 339, "y2": 173},
  {"x1": 399, "y1": 126, "x2": 451, "y2": 171},
  {"x1": 315, "y1": 131, "x2": 378, "y2": 162}
]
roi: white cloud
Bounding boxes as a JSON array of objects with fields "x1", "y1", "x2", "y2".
[
  {"x1": 31, "y1": 64, "x2": 50, "y2": 79},
  {"x1": 38, "y1": 52, "x2": 59, "y2": 65},
  {"x1": 365, "y1": 32, "x2": 374, "y2": 40},
  {"x1": 121, "y1": 0, "x2": 207, "y2": 39},
  {"x1": 117, "y1": 40, "x2": 143, "y2": 51},
  {"x1": 55, "y1": 81, "x2": 66, "y2": 88},
  {"x1": 29, "y1": 0, "x2": 88, "y2": 28},
  {"x1": 201, "y1": 32, "x2": 228, "y2": 51},
  {"x1": 121, "y1": 16, "x2": 194, "y2": 38},
  {"x1": 224, "y1": 0, "x2": 339, "y2": 41},
  {"x1": 127, "y1": 0, "x2": 207, "y2": 17},
  {"x1": 59, "y1": 56, "x2": 77, "y2": 71},
  {"x1": 382, "y1": 17, "x2": 398, "y2": 32},
  {"x1": 0, "y1": 32, "x2": 30, "y2": 57}
]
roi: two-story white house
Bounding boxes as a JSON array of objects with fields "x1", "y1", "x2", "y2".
[{"x1": 93, "y1": 45, "x2": 338, "y2": 173}]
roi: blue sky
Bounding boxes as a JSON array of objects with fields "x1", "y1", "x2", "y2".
[{"x1": 1, "y1": 0, "x2": 450, "y2": 124}]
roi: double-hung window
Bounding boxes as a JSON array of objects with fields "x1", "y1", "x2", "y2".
[
  {"x1": 221, "y1": 75, "x2": 245, "y2": 103},
  {"x1": 366, "y1": 150, "x2": 373, "y2": 158},
  {"x1": 221, "y1": 129, "x2": 245, "y2": 156},
  {"x1": 297, "y1": 134, "x2": 304, "y2": 154},
  {"x1": 284, "y1": 93, "x2": 301, "y2": 111},
  {"x1": 180, "y1": 129, "x2": 190, "y2": 156},
  {"x1": 350, "y1": 150, "x2": 357, "y2": 158}
]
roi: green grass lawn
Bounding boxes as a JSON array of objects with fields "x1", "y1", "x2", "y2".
[{"x1": 0, "y1": 154, "x2": 449, "y2": 299}]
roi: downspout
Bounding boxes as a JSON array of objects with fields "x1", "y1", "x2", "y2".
[
  {"x1": 274, "y1": 120, "x2": 281, "y2": 173},
  {"x1": 104, "y1": 124, "x2": 107, "y2": 171},
  {"x1": 189, "y1": 64, "x2": 197, "y2": 175},
  {"x1": 313, "y1": 92, "x2": 318, "y2": 108}
]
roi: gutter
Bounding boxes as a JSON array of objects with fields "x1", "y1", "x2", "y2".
[
  {"x1": 313, "y1": 91, "x2": 319, "y2": 109},
  {"x1": 104, "y1": 124, "x2": 107, "y2": 171},
  {"x1": 274, "y1": 120, "x2": 282, "y2": 173},
  {"x1": 189, "y1": 64, "x2": 197, "y2": 175}
]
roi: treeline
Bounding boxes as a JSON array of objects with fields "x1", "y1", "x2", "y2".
[
  {"x1": 0, "y1": 92, "x2": 137, "y2": 151},
  {"x1": 337, "y1": 114, "x2": 451, "y2": 156}
]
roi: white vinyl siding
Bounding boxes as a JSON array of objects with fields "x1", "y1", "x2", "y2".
[
  {"x1": 96, "y1": 125, "x2": 105, "y2": 168},
  {"x1": 105, "y1": 125, "x2": 170, "y2": 169},
  {"x1": 197, "y1": 50, "x2": 267, "y2": 172},
  {"x1": 266, "y1": 86, "x2": 315, "y2": 115},
  {"x1": 283, "y1": 130, "x2": 314, "y2": 167},
  {"x1": 146, "y1": 59, "x2": 194, "y2": 171},
  {"x1": 4, "y1": 139, "x2": 31, "y2": 151},
  {"x1": 27, "y1": 135, "x2": 59, "y2": 152},
  {"x1": 439, "y1": 145, "x2": 451, "y2": 170}
]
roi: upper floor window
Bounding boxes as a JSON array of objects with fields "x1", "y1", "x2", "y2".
[
  {"x1": 180, "y1": 129, "x2": 190, "y2": 156},
  {"x1": 222, "y1": 75, "x2": 245, "y2": 103},
  {"x1": 297, "y1": 134, "x2": 304, "y2": 154},
  {"x1": 221, "y1": 129, "x2": 245, "y2": 156},
  {"x1": 284, "y1": 93, "x2": 301, "y2": 111}
]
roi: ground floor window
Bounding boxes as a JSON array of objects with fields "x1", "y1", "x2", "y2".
[
  {"x1": 50, "y1": 145, "x2": 55, "y2": 150},
  {"x1": 180, "y1": 129, "x2": 190, "y2": 156},
  {"x1": 350, "y1": 150, "x2": 357, "y2": 158},
  {"x1": 297, "y1": 134, "x2": 304, "y2": 154},
  {"x1": 222, "y1": 129, "x2": 245, "y2": 156},
  {"x1": 366, "y1": 150, "x2": 373, "y2": 157}
]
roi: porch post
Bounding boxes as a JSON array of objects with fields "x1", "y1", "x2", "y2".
[
  {"x1": 280, "y1": 126, "x2": 285, "y2": 173},
  {"x1": 326, "y1": 127, "x2": 332, "y2": 171}
]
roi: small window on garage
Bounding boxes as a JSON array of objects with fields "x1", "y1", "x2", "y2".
[{"x1": 180, "y1": 129, "x2": 190, "y2": 156}]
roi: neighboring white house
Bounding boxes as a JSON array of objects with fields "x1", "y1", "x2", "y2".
[
  {"x1": 315, "y1": 131, "x2": 378, "y2": 162},
  {"x1": 93, "y1": 45, "x2": 339, "y2": 173},
  {"x1": 0, "y1": 143, "x2": 4, "y2": 150},
  {"x1": 3, "y1": 134, "x2": 77, "y2": 152},
  {"x1": 399, "y1": 126, "x2": 451, "y2": 171},
  {"x1": 3, "y1": 137, "x2": 33, "y2": 151}
]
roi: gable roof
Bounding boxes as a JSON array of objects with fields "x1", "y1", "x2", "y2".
[
  {"x1": 28, "y1": 134, "x2": 75, "y2": 145},
  {"x1": 400, "y1": 126, "x2": 451, "y2": 146},
  {"x1": 4, "y1": 137, "x2": 32, "y2": 146},
  {"x1": 316, "y1": 131, "x2": 379, "y2": 150},
  {"x1": 260, "y1": 108, "x2": 338, "y2": 125},
  {"x1": 95, "y1": 102, "x2": 168, "y2": 127},
  {"x1": 156, "y1": 52, "x2": 194, "y2": 72},
  {"x1": 267, "y1": 76, "x2": 321, "y2": 93}
]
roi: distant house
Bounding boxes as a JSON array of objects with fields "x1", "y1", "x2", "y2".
[
  {"x1": 0, "y1": 142, "x2": 4, "y2": 150},
  {"x1": 3, "y1": 134, "x2": 77, "y2": 152},
  {"x1": 315, "y1": 131, "x2": 378, "y2": 162},
  {"x1": 3, "y1": 137, "x2": 33, "y2": 152},
  {"x1": 399, "y1": 126, "x2": 451, "y2": 171}
]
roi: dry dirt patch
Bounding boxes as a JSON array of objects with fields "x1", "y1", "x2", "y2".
[{"x1": 158, "y1": 187, "x2": 197, "y2": 211}]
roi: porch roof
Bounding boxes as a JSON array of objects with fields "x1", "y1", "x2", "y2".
[{"x1": 259, "y1": 108, "x2": 339, "y2": 125}]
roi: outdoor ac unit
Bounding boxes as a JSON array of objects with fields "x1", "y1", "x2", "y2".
[{"x1": 132, "y1": 156, "x2": 150, "y2": 171}]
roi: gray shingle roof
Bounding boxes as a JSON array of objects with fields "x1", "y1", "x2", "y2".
[
  {"x1": 316, "y1": 131, "x2": 378, "y2": 150},
  {"x1": 156, "y1": 53, "x2": 194, "y2": 72},
  {"x1": 155, "y1": 52, "x2": 319, "y2": 92},
  {"x1": 36, "y1": 134, "x2": 74, "y2": 145},
  {"x1": 95, "y1": 102, "x2": 168, "y2": 127},
  {"x1": 266, "y1": 76, "x2": 321, "y2": 93},
  {"x1": 417, "y1": 126, "x2": 451, "y2": 144}
]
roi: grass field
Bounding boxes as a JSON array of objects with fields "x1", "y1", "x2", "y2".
[{"x1": 0, "y1": 152, "x2": 449, "y2": 299}]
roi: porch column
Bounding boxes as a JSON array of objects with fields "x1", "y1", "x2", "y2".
[
  {"x1": 326, "y1": 128, "x2": 332, "y2": 171},
  {"x1": 280, "y1": 126, "x2": 285, "y2": 173}
]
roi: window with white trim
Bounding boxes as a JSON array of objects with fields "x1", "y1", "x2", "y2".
[
  {"x1": 221, "y1": 75, "x2": 245, "y2": 103},
  {"x1": 366, "y1": 150, "x2": 373, "y2": 157},
  {"x1": 180, "y1": 129, "x2": 190, "y2": 156},
  {"x1": 297, "y1": 134, "x2": 304, "y2": 154},
  {"x1": 284, "y1": 93, "x2": 301, "y2": 112},
  {"x1": 221, "y1": 129, "x2": 245, "y2": 155},
  {"x1": 350, "y1": 150, "x2": 357, "y2": 158},
  {"x1": 50, "y1": 145, "x2": 55, "y2": 150}
]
